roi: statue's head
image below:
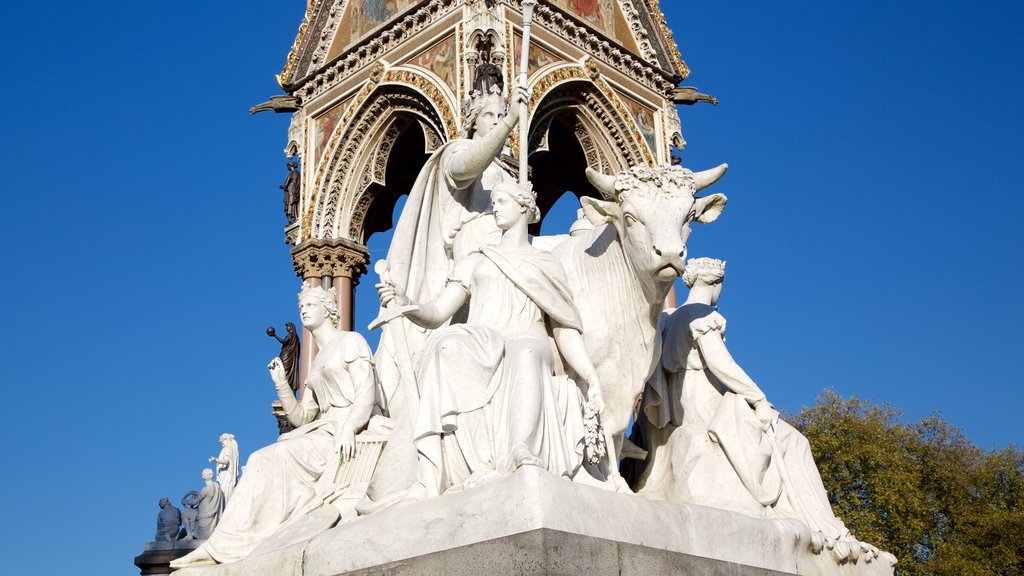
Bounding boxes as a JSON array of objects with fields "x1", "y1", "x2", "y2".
[
  {"x1": 202, "y1": 468, "x2": 214, "y2": 481},
  {"x1": 218, "y1": 433, "x2": 233, "y2": 445},
  {"x1": 683, "y1": 258, "x2": 726, "y2": 288},
  {"x1": 491, "y1": 181, "x2": 540, "y2": 228},
  {"x1": 159, "y1": 498, "x2": 170, "y2": 508},
  {"x1": 287, "y1": 161, "x2": 298, "y2": 170},
  {"x1": 462, "y1": 86, "x2": 506, "y2": 139},
  {"x1": 285, "y1": 322, "x2": 296, "y2": 334},
  {"x1": 298, "y1": 284, "x2": 340, "y2": 329}
]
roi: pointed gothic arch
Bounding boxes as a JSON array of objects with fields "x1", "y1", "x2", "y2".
[
  {"x1": 308, "y1": 77, "x2": 454, "y2": 243},
  {"x1": 525, "y1": 68, "x2": 654, "y2": 226}
]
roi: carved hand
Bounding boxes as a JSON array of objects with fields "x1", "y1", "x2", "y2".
[
  {"x1": 753, "y1": 399, "x2": 778, "y2": 432},
  {"x1": 376, "y1": 281, "x2": 410, "y2": 308},
  {"x1": 338, "y1": 429, "x2": 357, "y2": 462},
  {"x1": 587, "y1": 376, "x2": 605, "y2": 414},
  {"x1": 503, "y1": 84, "x2": 530, "y2": 126},
  {"x1": 268, "y1": 357, "x2": 289, "y2": 389}
]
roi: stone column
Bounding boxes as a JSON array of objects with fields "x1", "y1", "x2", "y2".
[{"x1": 291, "y1": 236, "x2": 370, "y2": 334}]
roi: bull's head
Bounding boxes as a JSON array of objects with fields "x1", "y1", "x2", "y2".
[{"x1": 581, "y1": 163, "x2": 728, "y2": 284}]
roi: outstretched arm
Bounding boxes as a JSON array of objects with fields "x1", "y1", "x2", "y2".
[
  {"x1": 270, "y1": 357, "x2": 318, "y2": 427},
  {"x1": 552, "y1": 325, "x2": 604, "y2": 411},
  {"x1": 694, "y1": 333, "x2": 767, "y2": 407},
  {"x1": 377, "y1": 254, "x2": 477, "y2": 328},
  {"x1": 447, "y1": 85, "x2": 528, "y2": 185}
]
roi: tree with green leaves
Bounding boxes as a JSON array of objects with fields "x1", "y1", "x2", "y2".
[{"x1": 792, "y1": 390, "x2": 1024, "y2": 576}]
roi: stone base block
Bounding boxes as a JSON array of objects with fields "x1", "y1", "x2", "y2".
[
  {"x1": 173, "y1": 467, "x2": 894, "y2": 576},
  {"x1": 136, "y1": 540, "x2": 201, "y2": 575},
  {"x1": 341, "y1": 528, "x2": 791, "y2": 576}
]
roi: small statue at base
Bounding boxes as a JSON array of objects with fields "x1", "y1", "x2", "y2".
[
  {"x1": 154, "y1": 497, "x2": 182, "y2": 542},
  {"x1": 209, "y1": 433, "x2": 240, "y2": 503},
  {"x1": 181, "y1": 469, "x2": 225, "y2": 540}
]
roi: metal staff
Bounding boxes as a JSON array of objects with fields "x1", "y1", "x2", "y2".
[{"x1": 518, "y1": 0, "x2": 538, "y2": 184}]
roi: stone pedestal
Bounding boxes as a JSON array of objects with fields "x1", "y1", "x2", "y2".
[
  {"x1": 134, "y1": 539, "x2": 201, "y2": 575},
  {"x1": 172, "y1": 467, "x2": 894, "y2": 576}
]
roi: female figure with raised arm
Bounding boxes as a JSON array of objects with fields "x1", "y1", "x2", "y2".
[
  {"x1": 172, "y1": 285, "x2": 376, "y2": 567},
  {"x1": 378, "y1": 181, "x2": 604, "y2": 497},
  {"x1": 377, "y1": 84, "x2": 530, "y2": 400},
  {"x1": 637, "y1": 259, "x2": 890, "y2": 564}
]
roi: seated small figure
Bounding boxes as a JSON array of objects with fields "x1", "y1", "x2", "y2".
[
  {"x1": 637, "y1": 258, "x2": 892, "y2": 564},
  {"x1": 154, "y1": 498, "x2": 181, "y2": 543}
]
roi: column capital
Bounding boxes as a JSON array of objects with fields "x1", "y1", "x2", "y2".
[{"x1": 290, "y1": 238, "x2": 370, "y2": 281}]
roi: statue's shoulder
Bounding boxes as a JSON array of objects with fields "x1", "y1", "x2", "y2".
[{"x1": 340, "y1": 331, "x2": 372, "y2": 364}]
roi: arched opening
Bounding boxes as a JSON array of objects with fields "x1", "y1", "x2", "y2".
[
  {"x1": 353, "y1": 119, "x2": 431, "y2": 348},
  {"x1": 530, "y1": 114, "x2": 601, "y2": 237}
]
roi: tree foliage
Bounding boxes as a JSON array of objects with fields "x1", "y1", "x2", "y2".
[{"x1": 791, "y1": 390, "x2": 1024, "y2": 576}]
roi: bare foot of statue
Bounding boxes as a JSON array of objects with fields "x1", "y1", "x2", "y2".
[{"x1": 511, "y1": 443, "x2": 543, "y2": 469}]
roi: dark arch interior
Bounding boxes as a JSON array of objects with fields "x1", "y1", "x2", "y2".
[
  {"x1": 361, "y1": 119, "x2": 431, "y2": 240},
  {"x1": 530, "y1": 113, "x2": 601, "y2": 236}
]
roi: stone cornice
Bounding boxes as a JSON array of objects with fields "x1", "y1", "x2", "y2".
[{"x1": 291, "y1": 237, "x2": 371, "y2": 280}]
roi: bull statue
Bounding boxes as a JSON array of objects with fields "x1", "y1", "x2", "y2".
[{"x1": 550, "y1": 163, "x2": 728, "y2": 490}]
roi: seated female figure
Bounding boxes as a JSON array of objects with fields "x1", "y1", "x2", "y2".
[
  {"x1": 172, "y1": 285, "x2": 376, "y2": 567},
  {"x1": 378, "y1": 182, "x2": 604, "y2": 497}
]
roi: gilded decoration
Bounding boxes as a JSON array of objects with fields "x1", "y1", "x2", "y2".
[
  {"x1": 642, "y1": 0, "x2": 688, "y2": 79},
  {"x1": 410, "y1": 35, "x2": 458, "y2": 94},
  {"x1": 278, "y1": 0, "x2": 320, "y2": 86}
]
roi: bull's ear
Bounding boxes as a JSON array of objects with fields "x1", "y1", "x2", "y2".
[
  {"x1": 694, "y1": 193, "x2": 728, "y2": 224},
  {"x1": 580, "y1": 196, "x2": 619, "y2": 225}
]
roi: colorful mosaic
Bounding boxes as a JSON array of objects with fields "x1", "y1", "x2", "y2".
[
  {"x1": 513, "y1": 36, "x2": 560, "y2": 77},
  {"x1": 549, "y1": 0, "x2": 617, "y2": 38},
  {"x1": 313, "y1": 98, "x2": 350, "y2": 166},
  {"x1": 349, "y1": 0, "x2": 419, "y2": 43},
  {"x1": 411, "y1": 35, "x2": 458, "y2": 94},
  {"x1": 621, "y1": 95, "x2": 658, "y2": 157}
]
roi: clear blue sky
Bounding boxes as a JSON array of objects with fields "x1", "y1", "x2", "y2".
[{"x1": 1, "y1": 2, "x2": 1021, "y2": 574}]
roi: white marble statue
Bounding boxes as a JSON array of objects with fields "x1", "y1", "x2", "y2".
[
  {"x1": 545, "y1": 164, "x2": 728, "y2": 489},
  {"x1": 368, "y1": 83, "x2": 531, "y2": 503},
  {"x1": 636, "y1": 258, "x2": 894, "y2": 566},
  {"x1": 376, "y1": 84, "x2": 531, "y2": 404},
  {"x1": 185, "y1": 469, "x2": 225, "y2": 540},
  {"x1": 208, "y1": 433, "x2": 239, "y2": 503},
  {"x1": 377, "y1": 181, "x2": 603, "y2": 498},
  {"x1": 171, "y1": 285, "x2": 377, "y2": 567}
]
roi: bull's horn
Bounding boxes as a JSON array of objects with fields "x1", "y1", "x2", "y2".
[
  {"x1": 693, "y1": 163, "x2": 729, "y2": 192},
  {"x1": 585, "y1": 167, "x2": 617, "y2": 198}
]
